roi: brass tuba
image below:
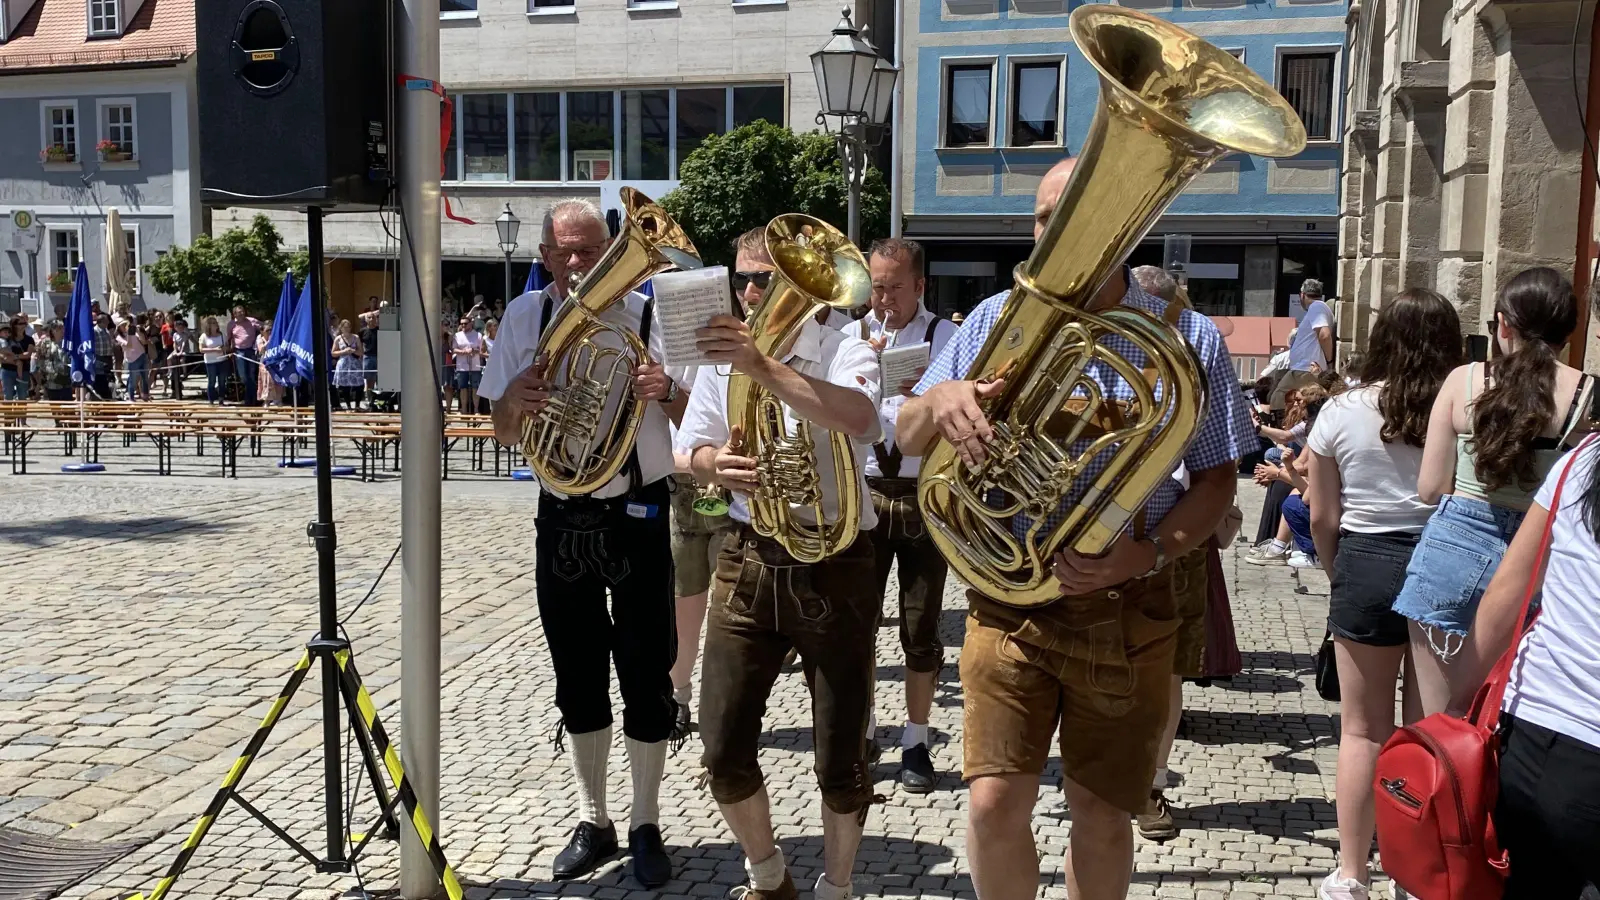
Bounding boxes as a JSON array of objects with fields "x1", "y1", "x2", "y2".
[
  {"x1": 521, "y1": 187, "x2": 700, "y2": 494},
  {"x1": 692, "y1": 215, "x2": 871, "y2": 563},
  {"x1": 916, "y1": 5, "x2": 1307, "y2": 607}
]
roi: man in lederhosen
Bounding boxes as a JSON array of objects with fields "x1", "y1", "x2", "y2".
[
  {"x1": 676, "y1": 226, "x2": 884, "y2": 900},
  {"x1": 482, "y1": 198, "x2": 690, "y2": 888},
  {"x1": 844, "y1": 238, "x2": 957, "y2": 792}
]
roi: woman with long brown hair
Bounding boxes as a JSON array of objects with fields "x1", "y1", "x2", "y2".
[
  {"x1": 1304, "y1": 288, "x2": 1461, "y2": 900},
  {"x1": 1393, "y1": 268, "x2": 1591, "y2": 718}
]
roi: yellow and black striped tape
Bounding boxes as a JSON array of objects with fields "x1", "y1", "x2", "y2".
[{"x1": 124, "y1": 649, "x2": 463, "y2": 900}]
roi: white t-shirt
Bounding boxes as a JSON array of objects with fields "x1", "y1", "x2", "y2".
[
  {"x1": 675, "y1": 319, "x2": 883, "y2": 530},
  {"x1": 479, "y1": 287, "x2": 690, "y2": 500},
  {"x1": 1503, "y1": 439, "x2": 1600, "y2": 748},
  {"x1": 1306, "y1": 384, "x2": 1433, "y2": 534},
  {"x1": 452, "y1": 330, "x2": 484, "y2": 372},
  {"x1": 1289, "y1": 300, "x2": 1332, "y2": 372},
  {"x1": 844, "y1": 302, "x2": 958, "y2": 478}
]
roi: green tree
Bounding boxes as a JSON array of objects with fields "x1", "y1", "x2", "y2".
[
  {"x1": 145, "y1": 215, "x2": 309, "y2": 318},
  {"x1": 661, "y1": 121, "x2": 890, "y2": 269}
]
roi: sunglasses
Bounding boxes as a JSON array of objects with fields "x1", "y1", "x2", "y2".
[{"x1": 731, "y1": 270, "x2": 773, "y2": 293}]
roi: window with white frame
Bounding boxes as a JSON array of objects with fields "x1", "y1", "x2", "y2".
[
  {"x1": 944, "y1": 63, "x2": 993, "y2": 148},
  {"x1": 1009, "y1": 61, "x2": 1060, "y2": 147},
  {"x1": 88, "y1": 0, "x2": 119, "y2": 35},
  {"x1": 49, "y1": 228, "x2": 81, "y2": 280},
  {"x1": 1279, "y1": 51, "x2": 1337, "y2": 141},
  {"x1": 42, "y1": 103, "x2": 78, "y2": 162},
  {"x1": 445, "y1": 84, "x2": 787, "y2": 183},
  {"x1": 529, "y1": 0, "x2": 574, "y2": 11},
  {"x1": 99, "y1": 101, "x2": 136, "y2": 159},
  {"x1": 121, "y1": 228, "x2": 141, "y2": 292}
]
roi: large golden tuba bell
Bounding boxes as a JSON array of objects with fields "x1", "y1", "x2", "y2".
[
  {"x1": 692, "y1": 215, "x2": 871, "y2": 563},
  {"x1": 521, "y1": 187, "x2": 701, "y2": 494},
  {"x1": 917, "y1": 5, "x2": 1307, "y2": 608}
]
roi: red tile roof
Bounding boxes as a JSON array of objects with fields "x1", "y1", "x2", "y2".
[{"x1": 0, "y1": 0, "x2": 193, "y2": 73}]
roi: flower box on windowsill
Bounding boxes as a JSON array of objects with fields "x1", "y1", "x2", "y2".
[
  {"x1": 100, "y1": 150, "x2": 133, "y2": 163},
  {"x1": 40, "y1": 147, "x2": 77, "y2": 167}
]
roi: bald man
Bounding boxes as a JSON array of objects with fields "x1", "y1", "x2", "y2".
[{"x1": 897, "y1": 157, "x2": 1254, "y2": 900}]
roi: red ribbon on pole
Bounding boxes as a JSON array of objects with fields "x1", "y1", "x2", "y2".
[{"x1": 397, "y1": 74, "x2": 476, "y2": 225}]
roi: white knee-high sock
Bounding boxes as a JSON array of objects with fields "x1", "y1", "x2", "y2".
[
  {"x1": 571, "y1": 726, "x2": 612, "y2": 828},
  {"x1": 625, "y1": 737, "x2": 667, "y2": 832}
]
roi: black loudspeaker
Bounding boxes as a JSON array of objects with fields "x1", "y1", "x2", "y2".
[{"x1": 196, "y1": 0, "x2": 391, "y2": 209}]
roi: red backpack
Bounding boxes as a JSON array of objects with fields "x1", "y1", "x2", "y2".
[{"x1": 1373, "y1": 435, "x2": 1592, "y2": 898}]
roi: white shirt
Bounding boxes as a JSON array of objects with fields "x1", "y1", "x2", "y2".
[
  {"x1": 452, "y1": 330, "x2": 484, "y2": 372},
  {"x1": 842, "y1": 301, "x2": 957, "y2": 478},
  {"x1": 1261, "y1": 348, "x2": 1292, "y2": 379},
  {"x1": 817, "y1": 308, "x2": 854, "y2": 330},
  {"x1": 1505, "y1": 440, "x2": 1600, "y2": 748},
  {"x1": 1306, "y1": 384, "x2": 1434, "y2": 534},
  {"x1": 675, "y1": 318, "x2": 883, "y2": 530},
  {"x1": 480, "y1": 286, "x2": 689, "y2": 500},
  {"x1": 1289, "y1": 300, "x2": 1332, "y2": 372}
]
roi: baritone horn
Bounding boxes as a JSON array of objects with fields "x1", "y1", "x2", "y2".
[
  {"x1": 916, "y1": 5, "x2": 1308, "y2": 608},
  {"x1": 521, "y1": 187, "x2": 700, "y2": 494},
  {"x1": 692, "y1": 215, "x2": 871, "y2": 563}
]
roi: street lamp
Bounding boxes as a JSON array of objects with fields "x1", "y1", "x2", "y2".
[
  {"x1": 495, "y1": 203, "x2": 520, "y2": 305},
  {"x1": 811, "y1": 8, "x2": 899, "y2": 244}
]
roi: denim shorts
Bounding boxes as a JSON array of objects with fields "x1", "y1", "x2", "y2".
[
  {"x1": 454, "y1": 369, "x2": 481, "y2": 390},
  {"x1": 1392, "y1": 494, "x2": 1524, "y2": 638},
  {"x1": 1328, "y1": 531, "x2": 1418, "y2": 647}
]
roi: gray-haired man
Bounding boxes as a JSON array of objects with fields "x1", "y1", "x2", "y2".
[
  {"x1": 1271, "y1": 278, "x2": 1333, "y2": 409},
  {"x1": 481, "y1": 199, "x2": 692, "y2": 888}
]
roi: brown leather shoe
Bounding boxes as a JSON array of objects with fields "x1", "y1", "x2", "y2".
[
  {"x1": 1136, "y1": 789, "x2": 1178, "y2": 842},
  {"x1": 730, "y1": 871, "x2": 797, "y2": 900}
]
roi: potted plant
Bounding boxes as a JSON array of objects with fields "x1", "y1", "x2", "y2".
[
  {"x1": 48, "y1": 270, "x2": 72, "y2": 293},
  {"x1": 40, "y1": 144, "x2": 74, "y2": 164},
  {"x1": 97, "y1": 139, "x2": 131, "y2": 163}
]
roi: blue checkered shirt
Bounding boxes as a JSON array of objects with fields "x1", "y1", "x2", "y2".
[{"x1": 913, "y1": 277, "x2": 1254, "y2": 534}]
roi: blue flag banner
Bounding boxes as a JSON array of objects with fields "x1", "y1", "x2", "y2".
[
  {"x1": 525, "y1": 262, "x2": 548, "y2": 295},
  {"x1": 638, "y1": 279, "x2": 654, "y2": 299},
  {"x1": 64, "y1": 262, "x2": 95, "y2": 388},
  {"x1": 261, "y1": 273, "x2": 298, "y2": 385},
  {"x1": 275, "y1": 278, "x2": 317, "y2": 386}
]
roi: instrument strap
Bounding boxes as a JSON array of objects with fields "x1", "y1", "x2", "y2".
[{"x1": 870, "y1": 315, "x2": 944, "y2": 478}]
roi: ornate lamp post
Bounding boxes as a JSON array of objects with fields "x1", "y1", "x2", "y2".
[
  {"x1": 811, "y1": 8, "x2": 900, "y2": 244},
  {"x1": 495, "y1": 203, "x2": 520, "y2": 304}
]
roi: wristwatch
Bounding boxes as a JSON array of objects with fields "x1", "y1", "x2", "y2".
[
  {"x1": 1142, "y1": 533, "x2": 1168, "y2": 577},
  {"x1": 661, "y1": 379, "x2": 679, "y2": 405}
]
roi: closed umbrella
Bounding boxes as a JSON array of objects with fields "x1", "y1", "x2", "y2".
[
  {"x1": 104, "y1": 208, "x2": 133, "y2": 313},
  {"x1": 62, "y1": 261, "x2": 104, "y2": 473}
]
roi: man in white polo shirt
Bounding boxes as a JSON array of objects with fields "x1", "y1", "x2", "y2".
[
  {"x1": 846, "y1": 237, "x2": 957, "y2": 793},
  {"x1": 481, "y1": 198, "x2": 691, "y2": 889}
]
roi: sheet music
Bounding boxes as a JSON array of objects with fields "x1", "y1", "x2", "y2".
[
  {"x1": 879, "y1": 342, "x2": 930, "y2": 393},
  {"x1": 653, "y1": 266, "x2": 733, "y2": 369}
]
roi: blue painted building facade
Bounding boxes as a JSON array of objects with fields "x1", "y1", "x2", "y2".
[{"x1": 900, "y1": 0, "x2": 1348, "y2": 317}]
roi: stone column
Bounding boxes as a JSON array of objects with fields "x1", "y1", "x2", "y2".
[
  {"x1": 1396, "y1": 62, "x2": 1449, "y2": 292},
  {"x1": 1437, "y1": 5, "x2": 1496, "y2": 328},
  {"x1": 1479, "y1": 0, "x2": 1591, "y2": 297}
]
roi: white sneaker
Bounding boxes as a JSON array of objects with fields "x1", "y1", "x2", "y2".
[
  {"x1": 1287, "y1": 550, "x2": 1317, "y2": 569},
  {"x1": 1246, "y1": 541, "x2": 1289, "y2": 565},
  {"x1": 1318, "y1": 872, "x2": 1369, "y2": 900}
]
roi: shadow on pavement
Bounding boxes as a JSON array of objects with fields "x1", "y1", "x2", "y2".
[{"x1": 0, "y1": 514, "x2": 235, "y2": 548}]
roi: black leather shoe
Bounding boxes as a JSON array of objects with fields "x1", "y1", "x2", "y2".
[
  {"x1": 552, "y1": 820, "x2": 618, "y2": 880},
  {"x1": 628, "y1": 823, "x2": 673, "y2": 888},
  {"x1": 900, "y1": 744, "x2": 937, "y2": 793}
]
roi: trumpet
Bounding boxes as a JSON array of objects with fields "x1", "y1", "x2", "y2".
[
  {"x1": 520, "y1": 188, "x2": 700, "y2": 494},
  {"x1": 692, "y1": 215, "x2": 871, "y2": 563}
]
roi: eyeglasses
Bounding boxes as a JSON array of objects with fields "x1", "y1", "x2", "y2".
[
  {"x1": 731, "y1": 270, "x2": 773, "y2": 292},
  {"x1": 543, "y1": 241, "x2": 608, "y2": 263}
]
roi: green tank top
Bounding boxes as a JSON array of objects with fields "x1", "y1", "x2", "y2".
[{"x1": 1454, "y1": 362, "x2": 1594, "y2": 511}]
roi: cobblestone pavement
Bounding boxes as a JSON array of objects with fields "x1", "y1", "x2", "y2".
[{"x1": 0, "y1": 444, "x2": 1386, "y2": 900}]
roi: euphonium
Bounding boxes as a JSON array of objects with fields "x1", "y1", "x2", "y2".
[
  {"x1": 916, "y1": 5, "x2": 1308, "y2": 608},
  {"x1": 692, "y1": 215, "x2": 871, "y2": 563},
  {"x1": 521, "y1": 187, "x2": 700, "y2": 494}
]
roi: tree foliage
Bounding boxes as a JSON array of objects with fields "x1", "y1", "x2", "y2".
[
  {"x1": 661, "y1": 122, "x2": 890, "y2": 269},
  {"x1": 144, "y1": 214, "x2": 308, "y2": 318}
]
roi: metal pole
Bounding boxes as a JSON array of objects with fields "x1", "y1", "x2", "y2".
[
  {"x1": 844, "y1": 132, "x2": 861, "y2": 245},
  {"x1": 889, "y1": 0, "x2": 903, "y2": 240},
  {"x1": 305, "y1": 207, "x2": 346, "y2": 868},
  {"x1": 398, "y1": 0, "x2": 443, "y2": 890},
  {"x1": 503, "y1": 251, "x2": 513, "y2": 308}
]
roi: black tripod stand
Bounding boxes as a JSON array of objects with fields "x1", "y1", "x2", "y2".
[{"x1": 128, "y1": 208, "x2": 461, "y2": 900}]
